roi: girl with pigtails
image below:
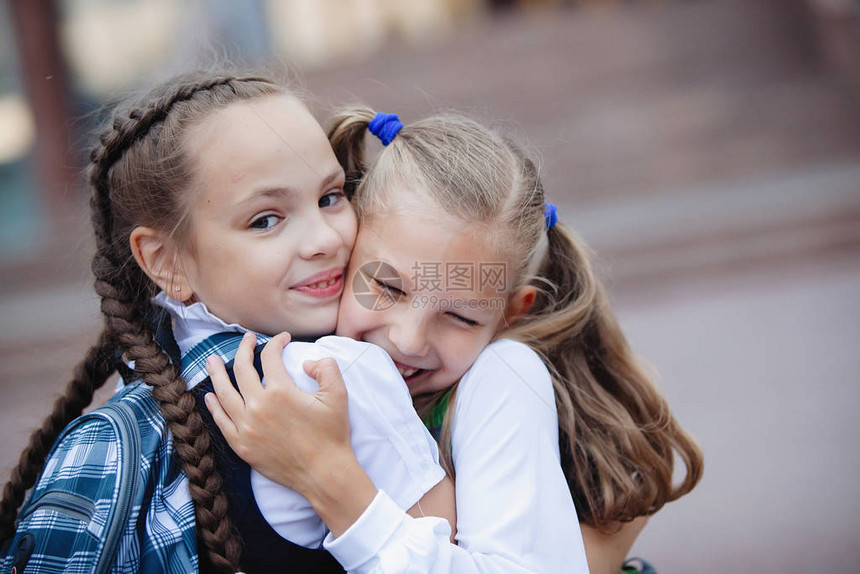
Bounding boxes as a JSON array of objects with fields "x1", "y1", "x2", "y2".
[{"x1": 207, "y1": 107, "x2": 704, "y2": 573}]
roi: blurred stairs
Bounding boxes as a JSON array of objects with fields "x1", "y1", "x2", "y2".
[{"x1": 1, "y1": 0, "x2": 859, "y2": 470}]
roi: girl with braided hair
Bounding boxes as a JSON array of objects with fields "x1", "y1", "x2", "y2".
[{"x1": 0, "y1": 73, "x2": 454, "y2": 573}]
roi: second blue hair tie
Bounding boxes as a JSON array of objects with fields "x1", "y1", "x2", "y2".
[
  {"x1": 368, "y1": 112, "x2": 403, "y2": 146},
  {"x1": 544, "y1": 202, "x2": 558, "y2": 231}
]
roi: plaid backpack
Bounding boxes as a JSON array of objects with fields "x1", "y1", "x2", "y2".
[{"x1": 0, "y1": 381, "x2": 196, "y2": 573}]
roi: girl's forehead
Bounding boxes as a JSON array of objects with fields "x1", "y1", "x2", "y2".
[
  {"x1": 186, "y1": 95, "x2": 319, "y2": 164},
  {"x1": 193, "y1": 93, "x2": 311, "y2": 129},
  {"x1": 359, "y1": 206, "x2": 514, "y2": 293},
  {"x1": 182, "y1": 95, "x2": 337, "y2": 207},
  {"x1": 363, "y1": 188, "x2": 505, "y2": 251}
]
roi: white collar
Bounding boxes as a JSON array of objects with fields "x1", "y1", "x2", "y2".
[{"x1": 152, "y1": 291, "x2": 254, "y2": 359}]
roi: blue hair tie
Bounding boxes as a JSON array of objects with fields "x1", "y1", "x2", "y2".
[
  {"x1": 368, "y1": 112, "x2": 403, "y2": 146},
  {"x1": 544, "y1": 201, "x2": 558, "y2": 231}
]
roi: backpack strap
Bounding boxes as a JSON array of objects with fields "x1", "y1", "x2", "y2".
[
  {"x1": 3, "y1": 394, "x2": 143, "y2": 573},
  {"x1": 86, "y1": 400, "x2": 142, "y2": 572}
]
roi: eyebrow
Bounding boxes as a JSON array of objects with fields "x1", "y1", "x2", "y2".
[
  {"x1": 318, "y1": 168, "x2": 346, "y2": 190},
  {"x1": 237, "y1": 168, "x2": 345, "y2": 207}
]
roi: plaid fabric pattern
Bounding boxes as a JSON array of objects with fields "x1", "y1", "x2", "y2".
[
  {"x1": 2, "y1": 333, "x2": 264, "y2": 573},
  {"x1": 180, "y1": 332, "x2": 270, "y2": 388},
  {"x1": 2, "y1": 382, "x2": 197, "y2": 573}
]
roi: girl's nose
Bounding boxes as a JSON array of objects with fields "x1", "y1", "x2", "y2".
[
  {"x1": 299, "y1": 214, "x2": 342, "y2": 259},
  {"x1": 388, "y1": 312, "x2": 430, "y2": 358}
]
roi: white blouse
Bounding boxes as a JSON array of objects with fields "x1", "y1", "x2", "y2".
[{"x1": 324, "y1": 339, "x2": 590, "y2": 574}]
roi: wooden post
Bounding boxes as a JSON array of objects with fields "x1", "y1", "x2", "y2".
[{"x1": 8, "y1": 0, "x2": 77, "y2": 211}]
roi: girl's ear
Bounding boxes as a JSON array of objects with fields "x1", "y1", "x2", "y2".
[
  {"x1": 130, "y1": 226, "x2": 193, "y2": 302},
  {"x1": 504, "y1": 285, "x2": 537, "y2": 325}
]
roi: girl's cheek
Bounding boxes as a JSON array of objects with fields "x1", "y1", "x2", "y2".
[
  {"x1": 339, "y1": 208, "x2": 359, "y2": 249},
  {"x1": 443, "y1": 334, "x2": 483, "y2": 378},
  {"x1": 336, "y1": 299, "x2": 381, "y2": 340}
]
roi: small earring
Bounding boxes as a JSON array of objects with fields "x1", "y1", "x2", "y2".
[{"x1": 174, "y1": 285, "x2": 182, "y2": 292}]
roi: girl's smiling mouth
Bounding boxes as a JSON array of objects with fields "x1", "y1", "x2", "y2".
[
  {"x1": 291, "y1": 267, "x2": 345, "y2": 299},
  {"x1": 393, "y1": 360, "x2": 431, "y2": 383}
]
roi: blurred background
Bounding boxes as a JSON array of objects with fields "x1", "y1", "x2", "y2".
[{"x1": 1, "y1": 0, "x2": 858, "y2": 571}]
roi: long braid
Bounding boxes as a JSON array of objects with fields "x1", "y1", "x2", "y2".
[
  {"x1": 92, "y1": 244, "x2": 242, "y2": 571},
  {"x1": 0, "y1": 73, "x2": 281, "y2": 569},
  {"x1": 85, "y1": 77, "x2": 259, "y2": 571}
]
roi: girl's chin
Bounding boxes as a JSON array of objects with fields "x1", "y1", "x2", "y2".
[
  {"x1": 406, "y1": 375, "x2": 454, "y2": 398},
  {"x1": 332, "y1": 323, "x2": 359, "y2": 340},
  {"x1": 282, "y1": 312, "x2": 339, "y2": 339}
]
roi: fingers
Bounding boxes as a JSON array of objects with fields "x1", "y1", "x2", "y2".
[
  {"x1": 303, "y1": 358, "x2": 348, "y2": 399},
  {"x1": 301, "y1": 358, "x2": 350, "y2": 446},
  {"x1": 260, "y1": 332, "x2": 297, "y2": 392},
  {"x1": 206, "y1": 354, "x2": 246, "y2": 422},
  {"x1": 232, "y1": 331, "x2": 263, "y2": 398},
  {"x1": 204, "y1": 391, "x2": 238, "y2": 444}
]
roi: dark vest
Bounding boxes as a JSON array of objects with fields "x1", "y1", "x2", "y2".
[
  {"x1": 166, "y1": 326, "x2": 345, "y2": 574},
  {"x1": 194, "y1": 379, "x2": 344, "y2": 573}
]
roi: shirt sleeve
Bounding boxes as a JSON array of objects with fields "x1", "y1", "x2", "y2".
[
  {"x1": 324, "y1": 339, "x2": 590, "y2": 574},
  {"x1": 253, "y1": 337, "x2": 446, "y2": 548}
]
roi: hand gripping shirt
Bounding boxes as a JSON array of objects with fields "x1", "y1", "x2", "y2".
[{"x1": 156, "y1": 293, "x2": 446, "y2": 549}]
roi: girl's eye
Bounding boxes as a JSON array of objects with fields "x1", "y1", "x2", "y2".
[
  {"x1": 319, "y1": 189, "x2": 346, "y2": 208},
  {"x1": 372, "y1": 277, "x2": 405, "y2": 298},
  {"x1": 448, "y1": 312, "x2": 479, "y2": 327},
  {"x1": 249, "y1": 214, "x2": 280, "y2": 230}
]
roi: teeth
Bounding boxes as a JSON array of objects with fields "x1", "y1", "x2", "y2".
[
  {"x1": 307, "y1": 278, "x2": 338, "y2": 289},
  {"x1": 397, "y1": 366, "x2": 419, "y2": 378}
]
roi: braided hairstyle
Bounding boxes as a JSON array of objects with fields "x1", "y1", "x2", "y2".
[{"x1": 0, "y1": 72, "x2": 285, "y2": 571}]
